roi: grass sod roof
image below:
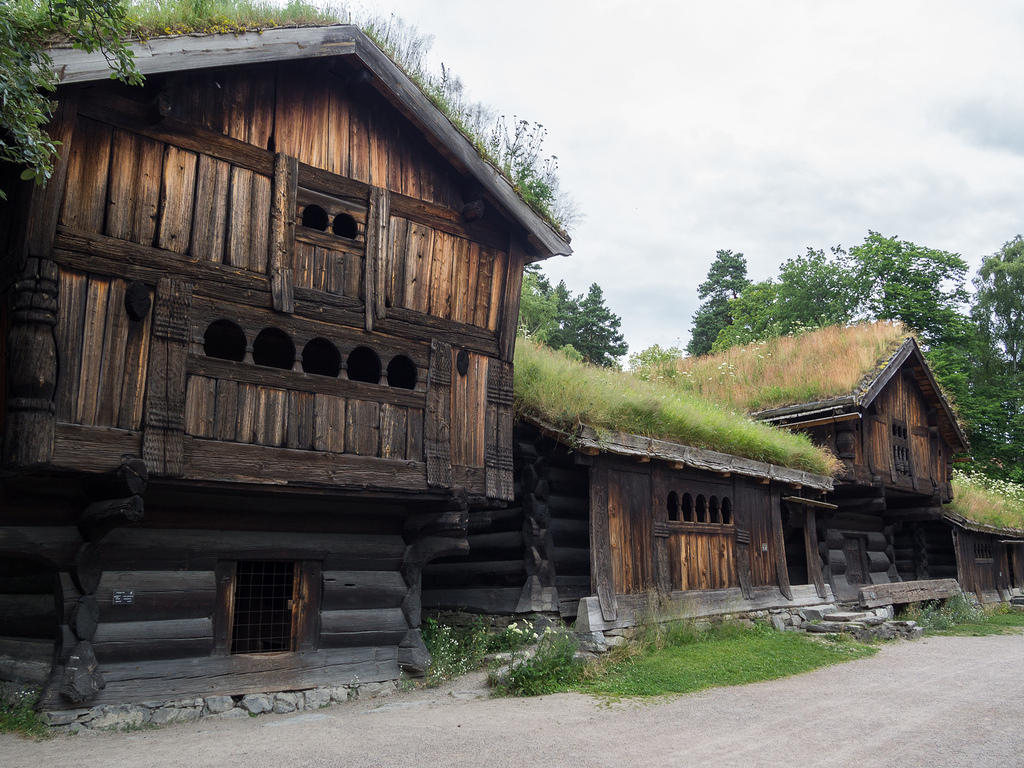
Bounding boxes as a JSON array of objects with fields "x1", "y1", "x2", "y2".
[
  {"x1": 670, "y1": 322, "x2": 911, "y2": 414},
  {"x1": 513, "y1": 339, "x2": 839, "y2": 478},
  {"x1": 947, "y1": 472, "x2": 1024, "y2": 537},
  {"x1": 31, "y1": 0, "x2": 571, "y2": 242}
]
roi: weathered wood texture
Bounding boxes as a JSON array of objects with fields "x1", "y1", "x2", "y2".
[
  {"x1": 858, "y1": 578, "x2": 961, "y2": 608},
  {"x1": 575, "y1": 584, "x2": 834, "y2": 633}
]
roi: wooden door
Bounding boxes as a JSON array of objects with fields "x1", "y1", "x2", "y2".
[{"x1": 606, "y1": 468, "x2": 654, "y2": 594}]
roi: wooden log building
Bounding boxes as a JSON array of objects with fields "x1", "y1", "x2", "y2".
[
  {"x1": 424, "y1": 415, "x2": 836, "y2": 627},
  {"x1": 0, "y1": 26, "x2": 571, "y2": 710},
  {"x1": 752, "y1": 335, "x2": 1022, "y2": 605}
]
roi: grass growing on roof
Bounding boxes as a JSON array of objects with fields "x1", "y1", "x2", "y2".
[
  {"x1": 949, "y1": 471, "x2": 1024, "y2": 531},
  {"x1": 513, "y1": 338, "x2": 838, "y2": 475},
  {"x1": 661, "y1": 321, "x2": 910, "y2": 413},
  {"x1": 574, "y1": 622, "x2": 875, "y2": 698}
]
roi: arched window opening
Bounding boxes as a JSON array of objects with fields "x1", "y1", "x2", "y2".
[
  {"x1": 696, "y1": 494, "x2": 707, "y2": 523},
  {"x1": 301, "y1": 204, "x2": 329, "y2": 231},
  {"x1": 722, "y1": 497, "x2": 733, "y2": 525},
  {"x1": 204, "y1": 320, "x2": 246, "y2": 361},
  {"x1": 709, "y1": 496, "x2": 721, "y2": 524},
  {"x1": 332, "y1": 213, "x2": 358, "y2": 239},
  {"x1": 346, "y1": 346, "x2": 381, "y2": 384},
  {"x1": 667, "y1": 491, "x2": 680, "y2": 522},
  {"x1": 252, "y1": 327, "x2": 295, "y2": 369},
  {"x1": 682, "y1": 493, "x2": 694, "y2": 523},
  {"x1": 387, "y1": 355, "x2": 418, "y2": 389},
  {"x1": 302, "y1": 337, "x2": 341, "y2": 377}
]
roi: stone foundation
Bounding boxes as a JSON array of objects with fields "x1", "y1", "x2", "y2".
[{"x1": 43, "y1": 680, "x2": 398, "y2": 733}]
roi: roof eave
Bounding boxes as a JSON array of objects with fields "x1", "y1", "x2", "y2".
[
  {"x1": 523, "y1": 414, "x2": 834, "y2": 492},
  {"x1": 47, "y1": 25, "x2": 572, "y2": 259}
]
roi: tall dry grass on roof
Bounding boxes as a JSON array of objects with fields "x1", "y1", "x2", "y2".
[
  {"x1": 670, "y1": 322, "x2": 910, "y2": 413},
  {"x1": 950, "y1": 472, "x2": 1024, "y2": 532},
  {"x1": 514, "y1": 338, "x2": 839, "y2": 476}
]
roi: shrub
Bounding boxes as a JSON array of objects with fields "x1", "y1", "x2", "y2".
[
  {"x1": 899, "y1": 594, "x2": 984, "y2": 631},
  {"x1": 0, "y1": 686, "x2": 49, "y2": 739},
  {"x1": 490, "y1": 626, "x2": 582, "y2": 697}
]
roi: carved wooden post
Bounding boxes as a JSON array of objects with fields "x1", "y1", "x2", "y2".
[
  {"x1": 3, "y1": 95, "x2": 78, "y2": 467},
  {"x1": 143, "y1": 278, "x2": 192, "y2": 476},
  {"x1": 3, "y1": 258, "x2": 60, "y2": 466},
  {"x1": 425, "y1": 340, "x2": 452, "y2": 489},
  {"x1": 364, "y1": 186, "x2": 390, "y2": 331},
  {"x1": 399, "y1": 497, "x2": 468, "y2": 674},
  {"x1": 269, "y1": 153, "x2": 297, "y2": 314}
]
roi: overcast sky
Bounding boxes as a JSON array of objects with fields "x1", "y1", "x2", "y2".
[{"x1": 354, "y1": 0, "x2": 1024, "y2": 355}]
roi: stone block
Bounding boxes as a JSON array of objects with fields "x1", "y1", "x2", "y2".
[
  {"x1": 42, "y1": 709, "x2": 89, "y2": 726},
  {"x1": 240, "y1": 694, "x2": 273, "y2": 714},
  {"x1": 304, "y1": 688, "x2": 331, "y2": 709},
  {"x1": 211, "y1": 708, "x2": 249, "y2": 720},
  {"x1": 799, "y1": 607, "x2": 831, "y2": 622},
  {"x1": 770, "y1": 614, "x2": 787, "y2": 632},
  {"x1": 576, "y1": 632, "x2": 608, "y2": 653},
  {"x1": 329, "y1": 686, "x2": 352, "y2": 703},
  {"x1": 88, "y1": 704, "x2": 147, "y2": 730},
  {"x1": 151, "y1": 706, "x2": 201, "y2": 726},
  {"x1": 273, "y1": 692, "x2": 299, "y2": 714},
  {"x1": 360, "y1": 681, "x2": 396, "y2": 700},
  {"x1": 604, "y1": 635, "x2": 627, "y2": 648},
  {"x1": 205, "y1": 695, "x2": 234, "y2": 714},
  {"x1": 805, "y1": 621, "x2": 845, "y2": 633}
]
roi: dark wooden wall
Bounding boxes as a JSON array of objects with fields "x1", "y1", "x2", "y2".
[
  {"x1": 804, "y1": 365, "x2": 955, "y2": 502},
  {"x1": 4, "y1": 60, "x2": 523, "y2": 501},
  {"x1": 954, "y1": 529, "x2": 1013, "y2": 600},
  {"x1": 892, "y1": 520, "x2": 958, "y2": 582}
]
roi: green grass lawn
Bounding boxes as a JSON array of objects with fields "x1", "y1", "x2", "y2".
[
  {"x1": 573, "y1": 623, "x2": 876, "y2": 698},
  {"x1": 923, "y1": 608, "x2": 1024, "y2": 637}
]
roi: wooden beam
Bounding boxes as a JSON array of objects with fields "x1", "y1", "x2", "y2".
[
  {"x1": 589, "y1": 464, "x2": 617, "y2": 621},
  {"x1": 858, "y1": 578, "x2": 961, "y2": 608},
  {"x1": 770, "y1": 487, "x2": 793, "y2": 600},
  {"x1": 803, "y1": 506, "x2": 827, "y2": 599},
  {"x1": 269, "y1": 152, "x2": 297, "y2": 314}
]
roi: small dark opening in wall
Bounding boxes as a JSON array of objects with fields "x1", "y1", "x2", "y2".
[
  {"x1": 253, "y1": 327, "x2": 295, "y2": 369},
  {"x1": 302, "y1": 337, "x2": 341, "y2": 377},
  {"x1": 231, "y1": 560, "x2": 295, "y2": 654},
  {"x1": 332, "y1": 213, "x2": 358, "y2": 239},
  {"x1": 204, "y1": 320, "x2": 246, "y2": 361},
  {"x1": 682, "y1": 493, "x2": 694, "y2": 522},
  {"x1": 722, "y1": 497, "x2": 733, "y2": 525},
  {"x1": 347, "y1": 345, "x2": 381, "y2": 384},
  {"x1": 387, "y1": 355, "x2": 417, "y2": 389},
  {"x1": 301, "y1": 204, "x2": 329, "y2": 231},
  {"x1": 696, "y1": 494, "x2": 707, "y2": 523},
  {"x1": 667, "y1": 491, "x2": 680, "y2": 522},
  {"x1": 709, "y1": 496, "x2": 721, "y2": 523}
]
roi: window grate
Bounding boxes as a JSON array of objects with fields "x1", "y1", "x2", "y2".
[{"x1": 231, "y1": 561, "x2": 295, "y2": 654}]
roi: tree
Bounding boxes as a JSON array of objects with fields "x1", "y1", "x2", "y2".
[
  {"x1": 1, "y1": 1, "x2": 139, "y2": 198},
  {"x1": 628, "y1": 343, "x2": 683, "y2": 381},
  {"x1": 517, "y1": 267, "x2": 628, "y2": 367},
  {"x1": 686, "y1": 250, "x2": 749, "y2": 356},
  {"x1": 973, "y1": 235, "x2": 1024, "y2": 374},
  {"x1": 849, "y1": 231, "x2": 970, "y2": 348}
]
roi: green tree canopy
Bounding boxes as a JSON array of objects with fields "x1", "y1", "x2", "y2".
[
  {"x1": 518, "y1": 267, "x2": 627, "y2": 368},
  {"x1": 1, "y1": 0, "x2": 139, "y2": 198},
  {"x1": 686, "y1": 249, "x2": 749, "y2": 356}
]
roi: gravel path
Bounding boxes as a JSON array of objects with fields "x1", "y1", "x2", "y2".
[{"x1": 3, "y1": 633, "x2": 1023, "y2": 768}]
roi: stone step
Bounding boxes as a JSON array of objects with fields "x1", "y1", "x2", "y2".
[
  {"x1": 1010, "y1": 596, "x2": 1024, "y2": 606},
  {"x1": 826, "y1": 611, "x2": 875, "y2": 623}
]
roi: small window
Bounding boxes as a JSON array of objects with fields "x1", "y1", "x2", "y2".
[
  {"x1": 204, "y1": 319, "x2": 246, "y2": 361},
  {"x1": 302, "y1": 337, "x2": 341, "y2": 377},
  {"x1": 301, "y1": 204, "x2": 329, "y2": 231},
  {"x1": 667, "y1": 491, "x2": 680, "y2": 522},
  {"x1": 347, "y1": 345, "x2": 381, "y2": 384},
  {"x1": 696, "y1": 494, "x2": 707, "y2": 523},
  {"x1": 231, "y1": 561, "x2": 296, "y2": 654},
  {"x1": 332, "y1": 213, "x2": 358, "y2": 239},
  {"x1": 253, "y1": 328, "x2": 295, "y2": 369},
  {"x1": 682, "y1": 493, "x2": 694, "y2": 522},
  {"x1": 387, "y1": 355, "x2": 418, "y2": 389},
  {"x1": 721, "y1": 497, "x2": 733, "y2": 525},
  {"x1": 709, "y1": 496, "x2": 721, "y2": 523}
]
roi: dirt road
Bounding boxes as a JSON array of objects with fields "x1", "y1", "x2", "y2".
[{"x1": 3, "y1": 634, "x2": 1023, "y2": 768}]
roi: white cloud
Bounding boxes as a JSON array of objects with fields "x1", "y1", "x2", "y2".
[{"x1": 356, "y1": 0, "x2": 1024, "y2": 353}]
